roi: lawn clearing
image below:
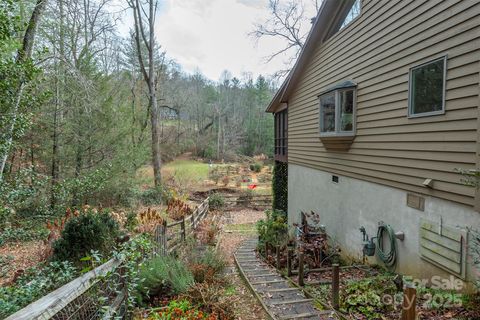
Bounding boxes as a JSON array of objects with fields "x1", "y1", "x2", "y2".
[
  {"x1": 163, "y1": 159, "x2": 209, "y2": 183},
  {"x1": 136, "y1": 159, "x2": 210, "y2": 190}
]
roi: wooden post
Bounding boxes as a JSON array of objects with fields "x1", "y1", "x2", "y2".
[
  {"x1": 191, "y1": 211, "x2": 195, "y2": 230},
  {"x1": 265, "y1": 242, "x2": 269, "y2": 258},
  {"x1": 332, "y1": 263, "x2": 340, "y2": 309},
  {"x1": 119, "y1": 263, "x2": 128, "y2": 309},
  {"x1": 298, "y1": 252, "x2": 304, "y2": 286},
  {"x1": 154, "y1": 225, "x2": 160, "y2": 256},
  {"x1": 181, "y1": 216, "x2": 186, "y2": 242},
  {"x1": 401, "y1": 284, "x2": 417, "y2": 320},
  {"x1": 162, "y1": 220, "x2": 168, "y2": 255},
  {"x1": 287, "y1": 248, "x2": 293, "y2": 277},
  {"x1": 276, "y1": 245, "x2": 280, "y2": 269}
]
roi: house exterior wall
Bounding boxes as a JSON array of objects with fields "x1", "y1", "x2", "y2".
[
  {"x1": 288, "y1": 164, "x2": 480, "y2": 287},
  {"x1": 287, "y1": 0, "x2": 480, "y2": 207}
]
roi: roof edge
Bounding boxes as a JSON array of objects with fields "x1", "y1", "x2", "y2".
[{"x1": 265, "y1": 0, "x2": 356, "y2": 113}]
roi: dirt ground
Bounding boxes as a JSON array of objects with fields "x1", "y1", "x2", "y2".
[
  {"x1": 217, "y1": 209, "x2": 268, "y2": 320},
  {"x1": 218, "y1": 209, "x2": 265, "y2": 265},
  {"x1": 0, "y1": 240, "x2": 44, "y2": 286}
]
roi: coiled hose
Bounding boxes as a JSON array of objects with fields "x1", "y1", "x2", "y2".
[{"x1": 376, "y1": 223, "x2": 397, "y2": 268}]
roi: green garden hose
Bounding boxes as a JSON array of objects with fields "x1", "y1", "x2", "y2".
[{"x1": 376, "y1": 222, "x2": 397, "y2": 268}]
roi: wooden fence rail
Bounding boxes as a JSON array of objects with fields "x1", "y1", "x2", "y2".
[
  {"x1": 7, "y1": 197, "x2": 210, "y2": 320},
  {"x1": 222, "y1": 194, "x2": 272, "y2": 209}
]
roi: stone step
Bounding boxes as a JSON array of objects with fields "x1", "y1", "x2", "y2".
[
  {"x1": 261, "y1": 287, "x2": 299, "y2": 293},
  {"x1": 234, "y1": 238, "x2": 334, "y2": 320},
  {"x1": 250, "y1": 279, "x2": 286, "y2": 285},
  {"x1": 279, "y1": 312, "x2": 319, "y2": 319},
  {"x1": 269, "y1": 298, "x2": 313, "y2": 306}
]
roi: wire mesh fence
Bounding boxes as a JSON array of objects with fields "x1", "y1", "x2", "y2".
[{"x1": 6, "y1": 198, "x2": 210, "y2": 320}]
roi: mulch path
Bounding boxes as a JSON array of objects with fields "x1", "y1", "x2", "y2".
[{"x1": 218, "y1": 209, "x2": 265, "y2": 265}]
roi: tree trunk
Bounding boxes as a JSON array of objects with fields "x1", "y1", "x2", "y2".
[
  {"x1": 129, "y1": 0, "x2": 161, "y2": 187},
  {"x1": 51, "y1": 108, "x2": 59, "y2": 208},
  {"x1": 217, "y1": 112, "x2": 221, "y2": 160},
  {"x1": 150, "y1": 95, "x2": 162, "y2": 187},
  {"x1": 72, "y1": 147, "x2": 83, "y2": 207},
  {"x1": 51, "y1": 0, "x2": 64, "y2": 209},
  {"x1": 0, "y1": 0, "x2": 48, "y2": 181},
  {"x1": 148, "y1": 0, "x2": 161, "y2": 188}
]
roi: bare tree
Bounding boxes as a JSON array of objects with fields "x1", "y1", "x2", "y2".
[
  {"x1": 0, "y1": 0, "x2": 49, "y2": 181},
  {"x1": 127, "y1": 0, "x2": 162, "y2": 187},
  {"x1": 251, "y1": 0, "x2": 319, "y2": 78}
]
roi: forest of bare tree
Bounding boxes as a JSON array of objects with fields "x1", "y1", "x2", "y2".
[{"x1": 0, "y1": 0, "x2": 279, "y2": 213}]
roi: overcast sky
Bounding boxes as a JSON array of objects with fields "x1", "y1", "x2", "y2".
[{"x1": 113, "y1": 0, "x2": 316, "y2": 82}]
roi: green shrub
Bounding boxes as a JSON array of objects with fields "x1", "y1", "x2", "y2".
[
  {"x1": 52, "y1": 209, "x2": 120, "y2": 263},
  {"x1": 208, "y1": 193, "x2": 225, "y2": 210},
  {"x1": 136, "y1": 255, "x2": 194, "y2": 304},
  {"x1": 199, "y1": 247, "x2": 226, "y2": 274},
  {"x1": 200, "y1": 145, "x2": 216, "y2": 160},
  {"x1": 257, "y1": 209, "x2": 288, "y2": 248},
  {"x1": 0, "y1": 168, "x2": 51, "y2": 228},
  {"x1": 140, "y1": 187, "x2": 163, "y2": 206},
  {"x1": 0, "y1": 226, "x2": 49, "y2": 245},
  {"x1": 125, "y1": 211, "x2": 138, "y2": 232},
  {"x1": 52, "y1": 167, "x2": 110, "y2": 209},
  {"x1": 340, "y1": 276, "x2": 398, "y2": 320},
  {"x1": 0, "y1": 261, "x2": 77, "y2": 318},
  {"x1": 0, "y1": 207, "x2": 13, "y2": 230},
  {"x1": 150, "y1": 299, "x2": 212, "y2": 319},
  {"x1": 181, "y1": 244, "x2": 226, "y2": 283},
  {"x1": 250, "y1": 162, "x2": 262, "y2": 173},
  {"x1": 0, "y1": 255, "x2": 13, "y2": 277},
  {"x1": 139, "y1": 186, "x2": 174, "y2": 206}
]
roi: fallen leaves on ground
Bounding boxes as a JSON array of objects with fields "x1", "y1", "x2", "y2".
[{"x1": 0, "y1": 240, "x2": 45, "y2": 286}]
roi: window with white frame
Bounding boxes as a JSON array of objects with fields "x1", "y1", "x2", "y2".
[
  {"x1": 319, "y1": 87, "x2": 356, "y2": 136},
  {"x1": 408, "y1": 56, "x2": 446, "y2": 117},
  {"x1": 340, "y1": 0, "x2": 361, "y2": 29}
]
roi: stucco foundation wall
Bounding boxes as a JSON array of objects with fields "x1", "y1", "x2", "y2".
[{"x1": 288, "y1": 164, "x2": 479, "y2": 285}]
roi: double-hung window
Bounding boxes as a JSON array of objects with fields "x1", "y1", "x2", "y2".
[
  {"x1": 319, "y1": 87, "x2": 356, "y2": 137},
  {"x1": 408, "y1": 56, "x2": 446, "y2": 117}
]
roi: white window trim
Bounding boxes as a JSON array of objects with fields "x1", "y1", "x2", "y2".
[
  {"x1": 408, "y1": 55, "x2": 447, "y2": 118},
  {"x1": 340, "y1": 0, "x2": 362, "y2": 30},
  {"x1": 319, "y1": 88, "x2": 357, "y2": 137}
]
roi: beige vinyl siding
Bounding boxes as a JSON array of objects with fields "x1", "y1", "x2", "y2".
[{"x1": 287, "y1": 0, "x2": 480, "y2": 206}]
